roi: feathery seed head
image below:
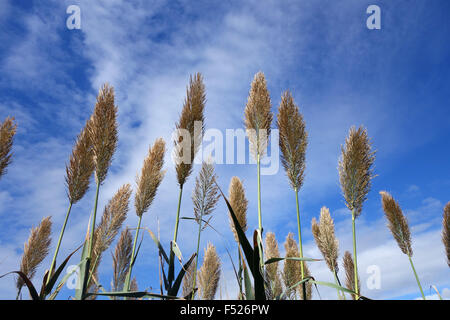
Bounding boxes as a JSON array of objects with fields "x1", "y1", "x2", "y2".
[
  {"x1": 182, "y1": 259, "x2": 196, "y2": 298},
  {"x1": 66, "y1": 119, "x2": 94, "y2": 204},
  {"x1": 244, "y1": 71, "x2": 273, "y2": 159},
  {"x1": 94, "y1": 184, "x2": 131, "y2": 255},
  {"x1": 338, "y1": 126, "x2": 376, "y2": 217},
  {"x1": 17, "y1": 216, "x2": 52, "y2": 292},
  {"x1": 174, "y1": 73, "x2": 206, "y2": 186},
  {"x1": 88, "y1": 83, "x2": 118, "y2": 185},
  {"x1": 0, "y1": 116, "x2": 17, "y2": 180},
  {"x1": 443, "y1": 202, "x2": 450, "y2": 267},
  {"x1": 228, "y1": 177, "x2": 248, "y2": 243},
  {"x1": 90, "y1": 184, "x2": 131, "y2": 284},
  {"x1": 135, "y1": 138, "x2": 166, "y2": 217},
  {"x1": 198, "y1": 243, "x2": 221, "y2": 300},
  {"x1": 311, "y1": 207, "x2": 339, "y2": 272},
  {"x1": 343, "y1": 251, "x2": 360, "y2": 300},
  {"x1": 380, "y1": 191, "x2": 413, "y2": 256},
  {"x1": 192, "y1": 160, "x2": 220, "y2": 224},
  {"x1": 282, "y1": 233, "x2": 301, "y2": 298},
  {"x1": 264, "y1": 232, "x2": 283, "y2": 298},
  {"x1": 277, "y1": 91, "x2": 308, "y2": 190},
  {"x1": 112, "y1": 228, "x2": 133, "y2": 292}
]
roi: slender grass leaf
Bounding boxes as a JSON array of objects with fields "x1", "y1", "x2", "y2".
[
  {"x1": 87, "y1": 291, "x2": 180, "y2": 299},
  {"x1": 310, "y1": 280, "x2": 370, "y2": 300},
  {"x1": 171, "y1": 241, "x2": 183, "y2": 264},
  {"x1": 243, "y1": 264, "x2": 254, "y2": 300},
  {"x1": 147, "y1": 228, "x2": 169, "y2": 263},
  {"x1": 183, "y1": 288, "x2": 197, "y2": 300},
  {"x1": 215, "y1": 183, "x2": 255, "y2": 276},
  {"x1": 169, "y1": 253, "x2": 196, "y2": 297},
  {"x1": 40, "y1": 270, "x2": 49, "y2": 298},
  {"x1": 280, "y1": 277, "x2": 312, "y2": 300},
  {"x1": 48, "y1": 261, "x2": 82, "y2": 300},
  {"x1": 181, "y1": 217, "x2": 222, "y2": 235},
  {"x1": 252, "y1": 230, "x2": 266, "y2": 300},
  {"x1": 264, "y1": 257, "x2": 321, "y2": 265},
  {"x1": 1, "y1": 271, "x2": 40, "y2": 300},
  {"x1": 224, "y1": 247, "x2": 242, "y2": 296},
  {"x1": 43, "y1": 244, "x2": 82, "y2": 297},
  {"x1": 168, "y1": 248, "x2": 175, "y2": 287},
  {"x1": 431, "y1": 285, "x2": 443, "y2": 300}
]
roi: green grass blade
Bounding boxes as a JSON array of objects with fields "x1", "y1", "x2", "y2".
[
  {"x1": 169, "y1": 253, "x2": 196, "y2": 296},
  {"x1": 1, "y1": 271, "x2": 40, "y2": 300},
  {"x1": 252, "y1": 230, "x2": 266, "y2": 300},
  {"x1": 42, "y1": 244, "x2": 82, "y2": 297},
  {"x1": 147, "y1": 228, "x2": 169, "y2": 263},
  {"x1": 86, "y1": 291, "x2": 180, "y2": 299},
  {"x1": 243, "y1": 264, "x2": 254, "y2": 300},
  {"x1": 310, "y1": 280, "x2": 371, "y2": 300},
  {"x1": 216, "y1": 183, "x2": 255, "y2": 276},
  {"x1": 264, "y1": 257, "x2": 321, "y2": 265}
]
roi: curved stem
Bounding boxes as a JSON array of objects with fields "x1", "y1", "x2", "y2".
[
  {"x1": 46, "y1": 202, "x2": 73, "y2": 285},
  {"x1": 351, "y1": 210, "x2": 359, "y2": 300},
  {"x1": 408, "y1": 255, "x2": 425, "y2": 300}
]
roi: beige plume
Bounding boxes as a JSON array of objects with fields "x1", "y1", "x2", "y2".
[{"x1": 277, "y1": 91, "x2": 308, "y2": 191}]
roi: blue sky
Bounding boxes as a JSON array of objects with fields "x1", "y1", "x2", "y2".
[{"x1": 0, "y1": 0, "x2": 449, "y2": 300}]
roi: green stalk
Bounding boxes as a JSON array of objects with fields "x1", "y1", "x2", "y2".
[
  {"x1": 124, "y1": 215, "x2": 142, "y2": 293},
  {"x1": 294, "y1": 188, "x2": 305, "y2": 279},
  {"x1": 237, "y1": 245, "x2": 244, "y2": 299},
  {"x1": 295, "y1": 188, "x2": 306, "y2": 300},
  {"x1": 46, "y1": 202, "x2": 73, "y2": 286},
  {"x1": 77, "y1": 181, "x2": 100, "y2": 300},
  {"x1": 333, "y1": 268, "x2": 345, "y2": 300},
  {"x1": 351, "y1": 209, "x2": 359, "y2": 300},
  {"x1": 191, "y1": 217, "x2": 203, "y2": 300},
  {"x1": 257, "y1": 153, "x2": 262, "y2": 233},
  {"x1": 408, "y1": 255, "x2": 425, "y2": 300},
  {"x1": 88, "y1": 182, "x2": 101, "y2": 260},
  {"x1": 173, "y1": 185, "x2": 184, "y2": 242}
]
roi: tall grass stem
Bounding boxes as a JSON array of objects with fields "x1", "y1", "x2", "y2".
[
  {"x1": 295, "y1": 188, "x2": 306, "y2": 300},
  {"x1": 351, "y1": 210, "x2": 359, "y2": 300},
  {"x1": 173, "y1": 186, "x2": 184, "y2": 242},
  {"x1": 125, "y1": 215, "x2": 142, "y2": 292},
  {"x1": 88, "y1": 183, "x2": 101, "y2": 260},
  {"x1": 257, "y1": 154, "x2": 262, "y2": 233},
  {"x1": 408, "y1": 255, "x2": 425, "y2": 300},
  {"x1": 46, "y1": 203, "x2": 73, "y2": 286}
]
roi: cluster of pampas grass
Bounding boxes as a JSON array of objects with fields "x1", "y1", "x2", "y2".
[{"x1": 4, "y1": 71, "x2": 449, "y2": 301}]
